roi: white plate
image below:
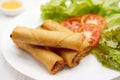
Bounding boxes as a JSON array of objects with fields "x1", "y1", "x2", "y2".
[{"x1": 1, "y1": 8, "x2": 120, "y2": 80}]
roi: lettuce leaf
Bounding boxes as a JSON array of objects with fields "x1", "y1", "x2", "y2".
[
  {"x1": 92, "y1": 13, "x2": 120, "y2": 70},
  {"x1": 100, "y1": 0, "x2": 120, "y2": 16},
  {"x1": 41, "y1": 0, "x2": 96, "y2": 22},
  {"x1": 41, "y1": 0, "x2": 120, "y2": 22},
  {"x1": 41, "y1": 0, "x2": 69, "y2": 22},
  {"x1": 105, "y1": 14, "x2": 120, "y2": 29},
  {"x1": 92, "y1": 44, "x2": 120, "y2": 71},
  {"x1": 67, "y1": 0, "x2": 93, "y2": 16}
]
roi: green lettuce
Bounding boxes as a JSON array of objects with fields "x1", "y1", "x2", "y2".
[
  {"x1": 41, "y1": 0, "x2": 120, "y2": 22},
  {"x1": 99, "y1": 0, "x2": 120, "y2": 16},
  {"x1": 67, "y1": 0, "x2": 93, "y2": 16},
  {"x1": 105, "y1": 14, "x2": 120, "y2": 29},
  {"x1": 92, "y1": 44, "x2": 120, "y2": 71},
  {"x1": 92, "y1": 14, "x2": 120, "y2": 70},
  {"x1": 40, "y1": 0, "x2": 97, "y2": 22},
  {"x1": 41, "y1": 0, "x2": 68, "y2": 22}
]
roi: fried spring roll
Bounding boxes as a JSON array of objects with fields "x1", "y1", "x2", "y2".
[
  {"x1": 43, "y1": 19, "x2": 72, "y2": 32},
  {"x1": 40, "y1": 19, "x2": 91, "y2": 67},
  {"x1": 37, "y1": 25, "x2": 80, "y2": 67},
  {"x1": 11, "y1": 26, "x2": 90, "y2": 51},
  {"x1": 13, "y1": 41, "x2": 65, "y2": 74},
  {"x1": 52, "y1": 48, "x2": 81, "y2": 67}
]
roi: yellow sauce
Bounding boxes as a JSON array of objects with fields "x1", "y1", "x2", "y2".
[{"x1": 2, "y1": 1, "x2": 21, "y2": 9}]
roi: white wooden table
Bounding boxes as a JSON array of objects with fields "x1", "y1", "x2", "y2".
[{"x1": 0, "y1": 0, "x2": 48, "y2": 80}]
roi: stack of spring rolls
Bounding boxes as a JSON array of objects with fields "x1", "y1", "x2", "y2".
[{"x1": 10, "y1": 19, "x2": 92, "y2": 74}]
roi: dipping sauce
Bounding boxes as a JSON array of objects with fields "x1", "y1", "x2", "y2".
[{"x1": 1, "y1": 1, "x2": 22, "y2": 10}]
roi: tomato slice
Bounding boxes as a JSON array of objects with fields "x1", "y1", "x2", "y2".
[
  {"x1": 81, "y1": 14, "x2": 107, "y2": 29},
  {"x1": 61, "y1": 16, "x2": 82, "y2": 32},
  {"x1": 61, "y1": 15, "x2": 102, "y2": 47},
  {"x1": 81, "y1": 24, "x2": 101, "y2": 47}
]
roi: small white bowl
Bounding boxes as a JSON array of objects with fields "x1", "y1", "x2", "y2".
[{"x1": 0, "y1": 1, "x2": 24, "y2": 16}]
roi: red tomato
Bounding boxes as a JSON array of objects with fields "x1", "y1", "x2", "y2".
[
  {"x1": 80, "y1": 24, "x2": 101, "y2": 47},
  {"x1": 62, "y1": 14, "x2": 103, "y2": 47},
  {"x1": 61, "y1": 16, "x2": 82, "y2": 32},
  {"x1": 81, "y1": 14, "x2": 107, "y2": 29}
]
